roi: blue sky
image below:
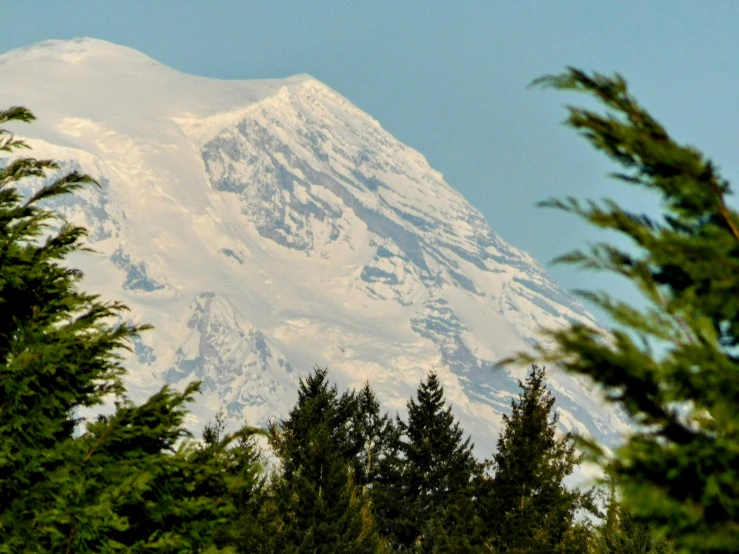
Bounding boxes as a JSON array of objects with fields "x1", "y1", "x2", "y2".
[{"x1": 2, "y1": 2, "x2": 738, "y2": 317}]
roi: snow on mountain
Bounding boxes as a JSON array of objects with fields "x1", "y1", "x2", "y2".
[{"x1": 0, "y1": 38, "x2": 629, "y2": 455}]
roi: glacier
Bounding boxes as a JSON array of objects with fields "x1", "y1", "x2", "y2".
[{"x1": 0, "y1": 38, "x2": 630, "y2": 457}]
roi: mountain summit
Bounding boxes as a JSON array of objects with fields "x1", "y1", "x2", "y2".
[{"x1": 0, "y1": 38, "x2": 627, "y2": 451}]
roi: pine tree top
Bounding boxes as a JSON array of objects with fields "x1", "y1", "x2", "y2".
[
  {"x1": 399, "y1": 372, "x2": 479, "y2": 499},
  {"x1": 493, "y1": 365, "x2": 578, "y2": 487},
  {"x1": 484, "y1": 365, "x2": 590, "y2": 552},
  {"x1": 401, "y1": 371, "x2": 474, "y2": 457}
]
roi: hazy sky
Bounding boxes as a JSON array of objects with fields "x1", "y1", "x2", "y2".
[{"x1": 2, "y1": 2, "x2": 738, "y2": 316}]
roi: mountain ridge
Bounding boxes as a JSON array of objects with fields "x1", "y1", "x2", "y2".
[{"x1": 0, "y1": 38, "x2": 627, "y2": 458}]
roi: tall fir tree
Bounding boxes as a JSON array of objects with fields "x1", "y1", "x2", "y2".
[
  {"x1": 506, "y1": 68, "x2": 739, "y2": 552},
  {"x1": 377, "y1": 371, "x2": 484, "y2": 551},
  {"x1": 0, "y1": 106, "x2": 239, "y2": 552},
  {"x1": 482, "y1": 365, "x2": 591, "y2": 553},
  {"x1": 268, "y1": 367, "x2": 382, "y2": 553}
]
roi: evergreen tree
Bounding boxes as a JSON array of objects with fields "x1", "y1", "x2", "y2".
[
  {"x1": 369, "y1": 425, "x2": 408, "y2": 549},
  {"x1": 482, "y1": 365, "x2": 591, "y2": 553},
  {"x1": 0, "y1": 107, "x2": 238, "y2": 551},
  {"x1": 268, "y1": 367, "x2": 381, "y2": 553},
  {"x1": 378, "y1": 371, "x2": 484, "y2": 551},
  {"x1": 506, "y1": 68, "x2": 739, "y2": 551},
  {"x1": 352, "y1": 381, "x2": 396, "y2": 491}
]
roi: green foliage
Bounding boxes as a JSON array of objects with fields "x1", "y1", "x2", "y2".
[
  {"x1": 375, "y1": 372, "x2": 484, "y2": 551},
  {"x1": 503, "y1": 68, "x2": 739, "y2": 551},
  {"x1": 481, "y1": 365, "x2": 592, "y2": 552},
  {"x1": 67, "y1": 384, "x2": 236, "y2": 551},
  {"x1": 353, "y1": 381, "x2": 396, "y2": 491},
  {"x1": 201, "y1": 409, "x2": 269, "y2": 551},
  {"x1": 267, "y1": 367, "x2": 382, "y2": 553},
  {"x1": 590, "y1": 479, "x2": 674, "y2": 554},
  {"x1": 0, "y1": 107, "x2": 238, "y2": 552}
]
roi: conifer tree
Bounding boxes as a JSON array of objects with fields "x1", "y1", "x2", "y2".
[
  {"x1": 0, "y1": 107, "x2": 238, "y2": 552},
  {"x1": 378, "y1": 371, "x2": 483, "y2": 551},
  {"x1": 506, "y1": 68, "x2": 739, "y2": 551},
  {"x1": 482, "y1": 365, "x2": 591, "y2": 552},
  {"x1": 268, "y1": 367, "x2": 381, "y2": 553},
  {"x1": 352, "y1": 381, "x2": 396, "y2": 491}
]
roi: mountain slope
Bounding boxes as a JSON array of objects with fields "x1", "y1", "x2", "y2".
[{"x1": 0, "y1": 38, "x2": 628, "y2": 454}]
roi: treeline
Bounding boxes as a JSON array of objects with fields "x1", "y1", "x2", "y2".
[{"x1": 202, "y1": 365, "x2": 672, "y2": 553}]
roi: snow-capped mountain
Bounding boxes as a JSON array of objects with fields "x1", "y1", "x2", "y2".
[{"x1": 0, "y1": 38, "x2": 629, "y2": 454}]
